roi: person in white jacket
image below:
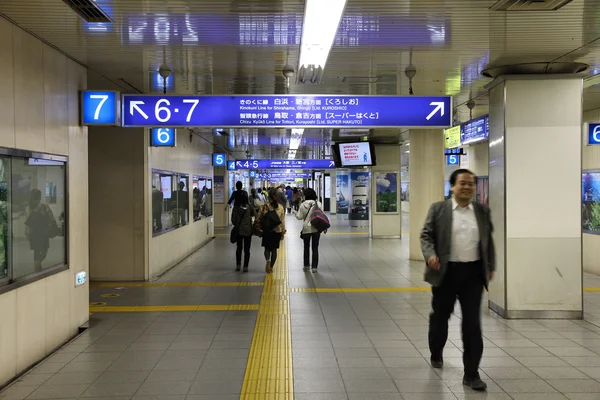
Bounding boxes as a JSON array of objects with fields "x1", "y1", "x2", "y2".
[{"x1": 293, "y1": 188, "x2": 322, "y2": 273}]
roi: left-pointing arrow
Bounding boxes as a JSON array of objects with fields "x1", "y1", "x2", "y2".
[
  {"x1": 426, "y1": 101, "x2": 445, "y2": 121},
  {"x1": 130, "y1": 101, "x2": 149, "y2": 119}
]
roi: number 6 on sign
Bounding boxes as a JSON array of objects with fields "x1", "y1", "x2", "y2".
[
  {"x1": 81, "y1": 91, "x2": 119, "y2": 126},
  {"x1": 151, "y1": 128, "x2": 176, "y2": 147}
]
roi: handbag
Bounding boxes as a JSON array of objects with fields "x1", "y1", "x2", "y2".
[
  {"x1": 300, "y1": 203, "x2": 315, "y2": 238},
  {"x1": 253, "y1": 205, "x2": 266, "y2": 237},
  {"x1": 230, "y1": 226, "x2": 239, "y2": 243},
  {"x1": 261, "y1": 207, "x2": 282, "y2": 233}
]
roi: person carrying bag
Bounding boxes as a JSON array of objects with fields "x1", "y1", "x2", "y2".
[
  {"x1": 255, "y1": 188, "x2": 286, "y2": 273},
  {"x1": 293, "y1": 188, "x2": 328, "y2": 273}
]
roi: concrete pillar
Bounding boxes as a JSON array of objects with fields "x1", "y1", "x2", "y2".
[
  {"x1": 467, "y1": 141, "x2": 489, "y2": 177},
  {"x1": 372, "y1": 145, "x2": 402, "y2": 238},
  {"x1": 487, "y1": 76, "x2": 582, "y2": 319},
  {"x1": 408, "y1": 130, "x2": 445, "y2": 260}
]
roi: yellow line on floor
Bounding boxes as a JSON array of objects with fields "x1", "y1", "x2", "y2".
[
  {"x1": 241, "y1": 239, "x2": 293, "y2": 399},
  {"x1": 89, "y1": 304, "x2": 259, "y2": 313},
  {"x1": 290, "y1": 287, "x2": 431, "y2": 293},
  {"x1": 94, "y1": 281, "x2": 264, "y2": 288},
  {"x1": 584, "y1": 287, "x2": 600, "y2": 292}
]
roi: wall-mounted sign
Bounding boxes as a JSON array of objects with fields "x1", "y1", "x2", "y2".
[
  {"x1": 75, "y1": 271, "x2": 87, "y2": 287},
  {"x1": 447, "y1": 155, "x2": 459, "y2": 165},
  {"x1": 235, "y1": 159, "x2": 335, "y2": 169},
  {"x1": 81, "y1": 91, "x2": 120, "y2": 125},
  {"x1": 444, "y1": 148, "x2": 464, "y2": 155},
  {"x1": 588, "y1": 123, "x2": 600, "y2": 145},
  {"x1": 213, "y1": 153, "x2": 226, "y2": 166},
  {"x1": 461, "y1": 115, "x2": 489, "y2": 145},
  {"x1": 150, "y1": 128, "x2": 176, "y2": 147},
  {"x1": 227, "y1": 161, "x2": 236, "y2": 171},
  {"x1": 444, "y1": 125, "x2": 461, "y2": 149},
  {"x1": 121, "y1": 95, "x2": 452, "y2": 128}
]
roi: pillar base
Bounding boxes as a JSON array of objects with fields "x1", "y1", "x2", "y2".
[{"x1": 489, "y1": 301, "x2": 583, "y2": 320}]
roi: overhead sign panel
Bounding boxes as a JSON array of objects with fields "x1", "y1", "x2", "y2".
[
  {"x1": 213, "y1": 154, "x2": 226, "y2": 166},
  {"x1": 461, "y1": 115, "x2": 489, "y2": 145},
  {"x1": 122, "y1": 95, "x2": 452, "y2": 128},
  {"x1": 588, "y1": 123, "x2": 600, "y2": 145},
  {"x1": 265, "y1": 173, "x2": 311, "y2": 179},
  {"x1": 235, "y1": 159, "x2": 335, "y2": 169},
  {"x1": 444, "y1": 125, "x2": 461, "y2": 149},
  {"x1": 150, "y1": 128, "x2": 175, "y2": 147},
  {"x1": 82, "y1": 91, "x2": 120, "y2": 125},
  {"x1": 447, "y1": 155, "x2": 459, "y2": 165}
]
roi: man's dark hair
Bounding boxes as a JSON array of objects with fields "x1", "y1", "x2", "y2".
[
  {"x1": 236, "y1": 181, "x2": 243, "y2": 190},
  {"x1": 449, "y1": 169, "x2": 477, "y2": 186}
]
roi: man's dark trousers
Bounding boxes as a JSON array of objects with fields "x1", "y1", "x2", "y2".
[{"x1": 428, "y1": 261, "x2": 484, "y2": 377}]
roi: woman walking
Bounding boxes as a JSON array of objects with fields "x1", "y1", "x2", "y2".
[
  {"x1": 232, "y1": 191, "x2": 255, "y2": 272},
  {"x1": 294, "y1": 188, "x2": 322, "y2": 273},
  {"x1": 257, "y1": 188, "x2": 286, "y2": 273}
]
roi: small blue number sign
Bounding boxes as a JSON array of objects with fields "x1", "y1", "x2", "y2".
[{"x1": 151, "y1": 128, "x2": 176, "y2": 147}]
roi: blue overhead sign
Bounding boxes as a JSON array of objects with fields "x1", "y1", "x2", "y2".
[
  {"x1": 150, "y1": 128, "x2": 175, "y2": 147},
  {"x1": 444, "y1": 148, "x2": 463, "y2": 156},
  {"x1": 235, "y1": 159, "x2": 336, "y2": 169},
  {"x1": 266, "y1": 173, "x2": 311, "y2": 179},
  {"x1": 447, "y1": 155, "x2": 459, "y2": 165},
  {"x1": 460, "y1": 115, "x2": 489, "y2": 145},
  {"x1": 589, "y1": 123, "x2": 600, "y2": 145},
  {"x1": 227, "y1": 161, "x2": 236, "y2": 171},
  {"x1": 213, "y1": 154, "x2": 226, "y2": 167},
  {"x1": 121, "y1": 95, "x2": 452, "y2": 128},
  {"x1": 81, "y1": 91, "x2": 119, "y2": 125}
]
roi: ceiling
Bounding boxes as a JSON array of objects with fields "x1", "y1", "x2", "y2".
[{"x1": 2, "y1": 0, "x2": 600, "y2": 161}]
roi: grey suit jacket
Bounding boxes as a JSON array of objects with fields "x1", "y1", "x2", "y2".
[{"x1": 420, "y1": 199, "x2": 496, "y2": 289}]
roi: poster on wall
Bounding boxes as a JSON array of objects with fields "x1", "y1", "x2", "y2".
[
  {"x1": 375, "y1": 172, "x2": 398, "y2": 213},
  {"x1": 476, "y1": 176, "x2": 489, "y2": 206},
  {"x1": 583, "y1": 171, "x2": 600, "y2": 234},
  {"x1": 214, "y1": 176, "x2": 225, "y2": 203},
  {"x1": 336, "y1": 172, "x2": 350, "y2": 214},
  {"x1": 349, "y1": 171, "x2": 370, "y2": 222}
]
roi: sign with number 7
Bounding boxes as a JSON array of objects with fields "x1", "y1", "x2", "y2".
[{"x1": 81, "y1": 91, "x2": 120, "y2": 126}]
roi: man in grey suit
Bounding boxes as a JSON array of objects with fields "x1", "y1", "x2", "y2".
[{"x1": 420, "y1": 169, "x2": 496, "y2": 391}]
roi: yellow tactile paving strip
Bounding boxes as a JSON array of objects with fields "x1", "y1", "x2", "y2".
[
  {"x1": 290, "y1": 287, "x2": 431, "y2": 293},
  {"x1": 89, "y1": 304, "x2": 259, "y2": 313},
  {"x1": 93, "y1": 281, "x2": 264, "y2": 288},
  {"x1": 241, "y1": 241, "x2": 293, "y2": 400}
]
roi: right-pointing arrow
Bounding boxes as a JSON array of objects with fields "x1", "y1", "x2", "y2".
[
  {"x1": 130, "y1": 101, "x2": 149, "y2": 119},
  {"x1": 426, "y1": 101, "x2": 445, "y2": 121},
  {"x1": 329, "y1": 161, "x2": 335, "y2": 167}
]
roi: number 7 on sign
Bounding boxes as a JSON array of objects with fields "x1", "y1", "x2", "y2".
[
  {"x1": 183, "y1": 99, "x2": 199, "y2": 122},
  {"x1": 90, "y1": 94, "x2": 108, "y2": 120}
]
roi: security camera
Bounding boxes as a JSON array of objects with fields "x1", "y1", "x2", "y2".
[
  {"x1": 159, "y1": 63, "x2": 171, "y2": 79},
  {"x1": 282, "y1": 65, "x2": 295, "y2": 79}
]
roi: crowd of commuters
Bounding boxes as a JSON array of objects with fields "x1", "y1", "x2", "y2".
[{"x1": 227, "y1": 182, "x2": 322, "y2": 274}]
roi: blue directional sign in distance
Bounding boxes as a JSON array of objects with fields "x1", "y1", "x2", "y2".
[
  {"x1": 227, "y1": 161, "x2": 236, "y2": 171},
  {"x1": 150, "y1": 128, "x2": 176, "y2": 147},
  {"x1": 447, "y1": 155, "x2": 459, "y2": 165},
  {"x1": 234, "y1": 159, "x2": 336, "y2": 169},
  {"x1": 589, "y1": 123, "x2": 600, "y2": 145},
  {"x1": 213, "y1": 154, "x2": 226, "y2": 167},
  {"x1": 121, "y1": 95, "x2": 452, "y2": 128},
  {"x1": 249, "y1": 171, "x2": 256, "y2": 178},
  {"x1": 267, "y1": 173, "x2": 312, "y2": 179},
  {"x1": 460, "y1": 115, "x2": 489, "y2": 145},
  {"x1": 82, "y1": 91, "x2": 119, "y2": 125}
]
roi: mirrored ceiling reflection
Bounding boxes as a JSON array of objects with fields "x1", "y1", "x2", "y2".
[{"x1": 210, "y1": 128, "x2": 332, "y2": 161}]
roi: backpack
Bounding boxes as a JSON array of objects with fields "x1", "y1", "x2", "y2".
[
  {"x1": 261, "y1": 206, "x2": 282, "y2": 233},
  {"x1": 309, "y1": 203, "x2": 330, "y2": 233}
]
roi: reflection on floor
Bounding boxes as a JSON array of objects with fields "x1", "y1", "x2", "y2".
[{"x1": 3, "y1": 214, "x2": 600, "y2": 399}]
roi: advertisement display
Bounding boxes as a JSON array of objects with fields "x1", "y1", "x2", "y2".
[
  {"x1": 375, "y1": 172, "x2": 398, "y2": 213},
  {"x1": 476, "y1": 176, "x2": 489, "y2": 206},
  {"x1": 339, "y1": 142, "x2": 374, "y2": 166},
  {"x1": 583, "y1": 171, "x2": 600, "y2": 234},
  {"x1": 336, "y1": 172, "x2": 350, "y2": 214},
  {"x1": 444, "y1": 125, "x2": 461, "y2": 149},
  {"x1": 349, "y1": 171, "x2": 370, "y2": 225}
]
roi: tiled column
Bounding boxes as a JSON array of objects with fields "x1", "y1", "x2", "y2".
[
  {"x1": 487, "y1": 76, "x2": 583, "y2": 319},
  {"x1": 408, "y1": 129, "x2": 445, "y2": 260}
]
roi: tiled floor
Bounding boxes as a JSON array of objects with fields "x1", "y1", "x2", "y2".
[{"x1": 3, "y1": 213, "x2": 600, "y2": 400}]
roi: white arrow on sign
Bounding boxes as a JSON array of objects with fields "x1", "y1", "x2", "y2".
[
  {"x1": 130, "y1": 101, "x2": 148, "y2": 119},
  {"x1": 329, "y1": 161, "x2": 335, "y2": 167},
  {"x1": 426, "y1": 102, "x2": 445, "y2": 121}
]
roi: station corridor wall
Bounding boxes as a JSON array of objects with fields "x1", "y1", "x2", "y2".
[{"x1": 0, "y1": 18, "x2": 89, "y2": 387}]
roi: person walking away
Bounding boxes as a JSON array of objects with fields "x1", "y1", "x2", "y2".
[
  {"x1": 232, "y1": 191, "x2": 255, "y2": 272},
  {"x1": 277, "y1": 184, "x2": 287, "y2": 210},
  {"x1": 25, "y1": 189, "x2": 59, "y2": 271},
  {"x1": 420, "y1": 169, "x2": 496, "y2": 391},
  {"x1": 285, "y1": 186, "x2": 293, "y2": 214},
  {"x1": 293, "y1": 188, "x2": 322, "y2": 273},
  {"x1": 292, "y1": 187, "x2": 301, "y2": 211},
  {"x1": 257, "y1": 188, "x2": 286, "y2": 273},
  {"x1": 250, "y1": 188, "x2": 264, "y2": 213}
]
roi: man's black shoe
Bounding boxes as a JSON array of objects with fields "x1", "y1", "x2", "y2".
[
  {"x1": 430, "y1": 358, "x2": 443, "y2": 369},
  {"x1": 462, "y1": 376, "x2": 487, "y2": 391}
]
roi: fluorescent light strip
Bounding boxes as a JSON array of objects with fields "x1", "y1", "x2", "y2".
[{"x1": 298, "y1": 0, "x2": 347, "y2": 82}]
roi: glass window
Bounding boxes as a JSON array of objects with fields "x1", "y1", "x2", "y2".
[
  {"x1": 205, "y1": 179, "x2": 213, "y2": 217},
  {"x1": 12, "y1": 157, "x2": 66, "y2": 279},
  {"x1": 152, "y1": 170, "x2": 189, "y2": 235},
  {"x1": 192, "y1": 176, "x2": 213, "y2": 221},
  {"x1": 0, "y1": 157, "x2": 8, "y2": 282}
]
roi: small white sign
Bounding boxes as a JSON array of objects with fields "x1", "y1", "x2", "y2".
[{"x1": 75, "y1": 271, "x2": 87, "y2": 287}]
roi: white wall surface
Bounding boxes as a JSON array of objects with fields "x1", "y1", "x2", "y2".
[
  {"x1": 582, "y1": 108, "x2": 600, "y2": 275},
  {"x1": 468, "y1": 141, "x2": 489, "y2": 177},
  {"x1": 148, "y1": 129, "x2": 214, "y2": 278},
  {"x1": 0, "y1": 18, "x2": 89, "y2": 386},
  {"x1": 372, "y1": 145, "x2": 402, "y2": 238}
]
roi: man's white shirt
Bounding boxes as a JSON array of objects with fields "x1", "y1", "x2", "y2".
[{"x1": 449, "y1": 198, "x2": 480, "y2": 262}]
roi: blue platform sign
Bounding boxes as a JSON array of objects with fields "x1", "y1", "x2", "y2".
[
  {"x1": 121, "y1": 95, "x2": 452, "y2": 128},
  {"x1": 460, "y1": 115, "x2": 489, "y2": 145},
  {"x1": 447, "y1": 155, "x2": 459, "y2": 165},
  {"x1": 268, "y1": 172, "x2": 311, "y2": 179},
  {"x1": 589, "y1": 123, "x2": 600, "y2": 145},
  {"x1": 213, "y1": 154, "x2": 226, "y2": 167},
  {"x1": 249, "y1": 171, "x2": 256, "y2": 178},
  {"x1": 227, "y1": 161, "x2": 236, "y2": 171},
  {"x1": 235, "y1": 159, "x2": 336, "y2": 169},
  {"x1": 82, "y1": 91, "x2": 119, "y2": 125},
  {"x1": 150, "y1": 128, "x2": 175, "y2": 147}
]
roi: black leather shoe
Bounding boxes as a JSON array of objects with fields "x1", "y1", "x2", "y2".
[
  {"x1": 430, "y1": 358, "x2": 443, "y2": 369},
  {"x1": 463, "y1": 376, "x2": 487, "y2": 391}
]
